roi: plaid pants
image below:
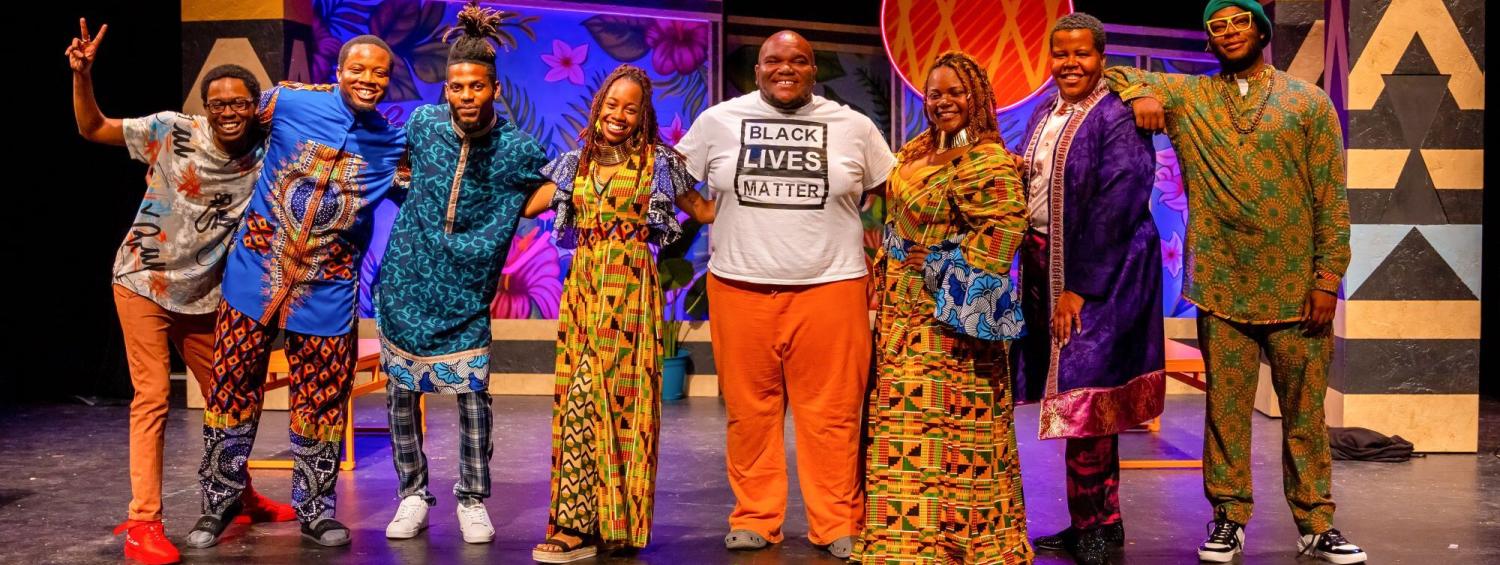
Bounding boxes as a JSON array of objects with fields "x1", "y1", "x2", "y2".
[{"x1": 387, "y1": 382, "x2": 494, "y2": 505}]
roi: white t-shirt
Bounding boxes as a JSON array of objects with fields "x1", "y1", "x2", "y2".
[{"x1": 675, "y1": 93, "x2": 895, "y2": 285}]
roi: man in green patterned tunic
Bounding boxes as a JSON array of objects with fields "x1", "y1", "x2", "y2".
[{"x1": 1105, "y1": 1, "x2": 1363, "y2": 563}]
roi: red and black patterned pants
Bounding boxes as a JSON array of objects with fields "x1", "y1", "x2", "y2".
[
  {"x1": 1066, "y1": 434, "x2": 1122, "y2": 529},
  {"x1": 198, "y1": 301, "x2": 355, "y2": 524}
]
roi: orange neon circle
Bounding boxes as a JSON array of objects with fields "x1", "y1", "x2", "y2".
[{"x1": 882, "y1": 0, "x2": 1075, "y2": 111}]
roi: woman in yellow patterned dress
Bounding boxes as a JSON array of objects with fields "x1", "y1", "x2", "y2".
[
  {"x1": 522, "y1": 64, "x2": 714, "y2": 563},
  {"x1": 854, "y1": 51, "x2": 1033, "y2": 565}
]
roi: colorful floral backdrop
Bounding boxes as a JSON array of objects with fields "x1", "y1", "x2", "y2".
[
  {"x1": 326, "y1": 0, "x2": 1212, "y2": 321},
  {"x1": 897, "y1": 53, "x2": 1216, "y2": 318},
  {"x1": 313, "y1": 0, "x2": 713, "y2": 320}
]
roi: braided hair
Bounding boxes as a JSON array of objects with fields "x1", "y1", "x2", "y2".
[
  {"x1": 902, "y1": 51, "x2": 1003, "y2": 160},
  {"x1": 579, "y1": 64, "x2": 662, "y2": 171}
]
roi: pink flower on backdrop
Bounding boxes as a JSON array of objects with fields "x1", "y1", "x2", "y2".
[
  {"x1": 542, "y1": 40, "x2": 588, "y2": 85},
  {"x1": 659, "y1": 114, "x2": 687, "y2": 146},
  {"x1": 1153, "y1": 148, "x2": 1187, "y2": 221},
  {"x1": 1161, "y1": 232, "x2": 1184, "y2": 279},
  {"x1": 492, "y1": 226, "x2": 562, "y2": 319},
  {"x1": 645, "y1": 20, "x2": 709, "y2": 76}
]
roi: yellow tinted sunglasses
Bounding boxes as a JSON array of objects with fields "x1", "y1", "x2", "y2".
[{"x1": 1206, "y1": 12, "x2": 1254, "y2": 37}]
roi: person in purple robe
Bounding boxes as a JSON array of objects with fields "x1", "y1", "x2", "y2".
[{"x1": 1014, "y1": 13, "x2": 1166, "y2": 565}]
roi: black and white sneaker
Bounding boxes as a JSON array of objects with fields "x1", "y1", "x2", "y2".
[
  {"x1": 1298, "y1": 528, "x2": 1367, "y2": 564},
  {"x1": 1197, "y1": 519, "x2": 1244, "y2": 562}
]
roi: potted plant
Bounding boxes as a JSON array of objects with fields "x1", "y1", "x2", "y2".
[{"x1": 658, "y1": 220, "x2": 707, "y2": 401}]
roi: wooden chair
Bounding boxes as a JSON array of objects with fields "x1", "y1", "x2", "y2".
[
  {"x1": 247, "y1": 338, "x2": 425, "y2": 471},
  {"x1": 1120, "y1": 339, "x2": 1207, "y2": 470}
]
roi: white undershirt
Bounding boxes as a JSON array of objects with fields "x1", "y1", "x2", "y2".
[{"x1": 1026, "y1": 101, "x2": 1076, "y2": 234}]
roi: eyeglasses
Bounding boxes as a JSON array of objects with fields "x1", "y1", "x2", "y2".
[
  {"x1": 925, "y1": 89, "x2": 970, "y2": 104},
  {"x1": 206, "y1": 99, "x2": 254, "y2": 114},
  {"x1": 1206, "y1": 12, "x2": 1254, "y2": 37}
]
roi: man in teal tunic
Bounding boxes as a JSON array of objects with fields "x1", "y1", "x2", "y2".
[{"x1": 376, "y1": 3, "x2": 548, "y2": 545}]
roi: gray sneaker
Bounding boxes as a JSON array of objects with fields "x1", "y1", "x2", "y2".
[
  {"x1": 824, "y1": 536, "x2": 853, "y2": 559},
  {"x1": 724, "y1": 529, "x2": 769, "y2": 550}
]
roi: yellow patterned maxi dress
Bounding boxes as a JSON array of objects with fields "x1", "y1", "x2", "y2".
[
  {"x1": 855, "y1": 140, "x2": 1033, "y2": 565},
  {"x1": 540, "y1": 145, "x2": 692, "y2": 548}
]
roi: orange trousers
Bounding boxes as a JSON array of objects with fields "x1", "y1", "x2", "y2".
[
  {"x1": 707, "y1": 274, "x2": 872, "y2": 545},
  {"x1": 113, "y1": 284, "x2": 215, "y2": 522}
]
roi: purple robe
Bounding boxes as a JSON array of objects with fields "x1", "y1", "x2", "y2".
[{"x1": 1014, "y1": 89, "x2": 1166, "y2": 439}]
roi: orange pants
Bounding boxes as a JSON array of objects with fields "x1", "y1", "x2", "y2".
[
  {"x1": 114, "y1": 284, "x2": 216, "y2": 522},
  {"x1": 707, "y1": 274, "x2": 872, "y2": 545}
]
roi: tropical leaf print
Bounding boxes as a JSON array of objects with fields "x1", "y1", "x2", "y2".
[{"x1": 581, "y1": 15, "x2": 653, "y2": 62}]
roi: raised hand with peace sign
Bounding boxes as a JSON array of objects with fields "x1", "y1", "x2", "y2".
[
  {"x1": 68, "y1": 16, "x2": 123, "y2": 145},
  {"x1": 65, "y1": 17, "x2": 108, "y2": 74}
]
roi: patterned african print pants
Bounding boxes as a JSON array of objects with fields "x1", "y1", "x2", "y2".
[
  {"x1": 1198, "y1": 311, "x2": 1335, "y2": 535},
  {"x1": 388, "y1": 385, "x2": 493, "y2": 505},
  {"x1": 198, "y1": 301, "x2": 355, "y2": 524},
  {"x1": 1066, "y1": 435, "x2": 1121, "y2": 530}
]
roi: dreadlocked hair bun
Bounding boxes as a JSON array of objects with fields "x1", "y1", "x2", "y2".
[{"x1": 443, "y1": 1, "x2": 511, "y2": 68}]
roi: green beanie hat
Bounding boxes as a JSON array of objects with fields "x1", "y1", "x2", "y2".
[{"x1": 1203, "y1": 0, "x2": 1272, "y2": 42}]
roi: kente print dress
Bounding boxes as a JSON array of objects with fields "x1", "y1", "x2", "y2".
[{"x1": 855, "y1": 140, "x2": 1033, "y2": 565}]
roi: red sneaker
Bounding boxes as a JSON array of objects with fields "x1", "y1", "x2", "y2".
[
  {"x1": 235, "y1": 487, "x2": 297, "y2": 523},
  {"x1": 113, "y1": 520, "x2": 181, "y2": 565}
]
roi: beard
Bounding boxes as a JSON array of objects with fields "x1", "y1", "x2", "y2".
[{"x1": 1213, "y1": 35, "x2": 1265, "y2": 74}]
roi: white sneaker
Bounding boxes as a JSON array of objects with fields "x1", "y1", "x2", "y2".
[
  {"x1": 457, "y1": 499, "x2": 495, "y2": 544},
  {"x1": 385, "y1": 495, "x2": 430, "y2": 539}
]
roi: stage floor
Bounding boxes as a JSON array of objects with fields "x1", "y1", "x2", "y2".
[{"x1": 1, "y1": 393, "x2": 1496, "y2": 564}]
